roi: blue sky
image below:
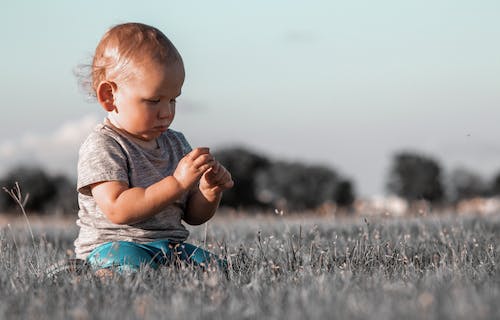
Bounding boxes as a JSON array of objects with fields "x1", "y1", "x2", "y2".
[{"x1": 1, "y1": 0, "x2": 500, "y2": 196}]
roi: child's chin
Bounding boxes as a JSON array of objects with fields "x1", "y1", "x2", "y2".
[{"x1": 139, "y1": 133, "x2": 161, "y2": 141}]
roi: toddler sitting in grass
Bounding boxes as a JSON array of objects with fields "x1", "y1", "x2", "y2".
[{"x1": 73, "y1": 22, "x2": 233, "y2": 274}]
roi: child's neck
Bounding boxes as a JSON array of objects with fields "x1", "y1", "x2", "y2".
[{"x1": 104, "y1": 118, "x2": 159, "y2": 150}]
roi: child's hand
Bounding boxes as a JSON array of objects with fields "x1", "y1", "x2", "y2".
[
  {"x1": 173, "y1": 148, "x2": 215, "y2": 191},
  {"x1": 199, "y1": 161, "x2": 234, "y2": 197}
]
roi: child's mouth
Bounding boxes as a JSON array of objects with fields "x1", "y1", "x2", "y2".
[{"x1": 154, "y1": 125, "x2": 168, "y2": 132}]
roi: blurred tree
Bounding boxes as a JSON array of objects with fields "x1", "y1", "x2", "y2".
[
  {"x1": 335, "y1": 179, "x2": 355, "y2": 207},
  {"x1": 387, "y1": 152, "x2": 444, "y2": 203},
  {"x1": 213, "y1": 147, "x2": 270, "y2": 208},
  {"x1": 448, "y1": 168, "x2": 487, "y2": 202},
  {"x1": 46, "y1": 175, "x2": 79, "y2": 214},
  {"x1": 0, "y1": 166, "x2": 77, "y2": 214},
  {"x1": 0, "y1": 166, "x2": 57, "y2": 212},
  {"x1": 255, "y1": 162, "x2": 345, "y2": 210},
  {"x1": 489, "y1": 172, "x2": 500, "y2": 197},
  {"x1": 214, "y1": 147, "x2": 355, "y2": 211}
]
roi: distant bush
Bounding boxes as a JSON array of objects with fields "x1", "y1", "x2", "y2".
[
  {"x1": 387, "y1": 151, "x2": 444, "y2": 203},
  {"x1": 255, "y1": 162, "x2": 338, "y2": 210},
  {"x1": 213, "y1": 147, "x2": 270, "y2": 208},
  {"x1": 489, "y1": 172, "x2": 500, "y2": 197},
  {"x1": 46, "y1": 175, "x2": 79, "y2": 214},
  {"x1": 214, "y1": 147, "x2": 355, "y2": 211},
  {"x1": 334, "y1": 179, "x2": 355, "y2": 207},
  {"x1": 448, "y1": 167, "x2": 488, "y2": 202},
  {"x1": 0, "y1": 166, "x2": 77, "y2": 214}
]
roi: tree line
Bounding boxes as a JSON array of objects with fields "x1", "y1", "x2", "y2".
[
  {"x1": 0, "y1": 167, "x2": 77, "y2": 214},
  {"x1": 0, "y1": 147, "x2": 498, "y2": 214},
  {"x1": 387, "y1": 151, "x2": 500, "y2": 204},
  {"x1": 212, "y1": 147, "x2": 354, "y2": 211}
]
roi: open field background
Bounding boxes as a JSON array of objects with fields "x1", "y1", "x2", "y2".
[{"x1": 0, "y1": 212, "x2": 499, "y2": 320}]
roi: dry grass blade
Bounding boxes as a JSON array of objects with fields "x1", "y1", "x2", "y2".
[{"x1": 2, "y1": 182, "x2": 35, "y2": 248}]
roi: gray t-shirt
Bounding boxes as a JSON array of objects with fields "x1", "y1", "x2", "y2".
[{"x1": 74, "y1": 122, "x2": 192, "y2": 259}]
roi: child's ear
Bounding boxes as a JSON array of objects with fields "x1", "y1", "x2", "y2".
[{"x1": 96, "y1": 81, "x2": 117, "y2": 112}]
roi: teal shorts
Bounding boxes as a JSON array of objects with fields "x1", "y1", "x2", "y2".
[{"x1": 86, "y1": 240, "x2": 226, "y2": 273}]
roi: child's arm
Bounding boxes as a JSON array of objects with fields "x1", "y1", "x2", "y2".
[
  {"x1": 91, "y1": 148, "x2": 215, "y2": 225},
  {"x1": 184, "y1": 161, "x2": 234, "y2": 225}
]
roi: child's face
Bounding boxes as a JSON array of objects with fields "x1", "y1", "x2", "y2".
[{"x1": 110, "y1": 59, "x2": 185, "y2": 141}]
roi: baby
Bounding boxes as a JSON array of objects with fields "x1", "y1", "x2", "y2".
[{"x1": 74, "y1": 22, "x2": 233, "y2": 273}]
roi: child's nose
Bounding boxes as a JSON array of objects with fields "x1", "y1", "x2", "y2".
[{"x1": 159, "y1": 102, "x2": 175, "y2": 119}]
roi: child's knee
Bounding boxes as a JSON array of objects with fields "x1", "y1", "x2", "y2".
[
  {"x1": 87, "y1": 241, "x2": 158, "y2": 270},
  {"x1": 181, "y1": 243, "x2": 226, "y2": 269}
]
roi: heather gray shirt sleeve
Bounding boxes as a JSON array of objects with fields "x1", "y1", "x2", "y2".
[{"x1": 77, "y1": 132, "x2": 129, "y2": 196}]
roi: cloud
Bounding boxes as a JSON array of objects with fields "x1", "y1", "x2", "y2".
[{"x1": 0, "y1": 114, "x2": 100, "y2": 178}]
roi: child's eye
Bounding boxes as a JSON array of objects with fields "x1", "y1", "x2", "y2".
[{"x1": 145, "y1": 98, "x2": 160, "y2": 104}]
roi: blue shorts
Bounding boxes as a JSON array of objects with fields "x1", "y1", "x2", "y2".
[{"x1": 86, "y1": 240, "x2": 226, "y2": 273}]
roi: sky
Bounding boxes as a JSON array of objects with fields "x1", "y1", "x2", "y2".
[{"x1": 1, "y1": 0, "x2": 499, "y2": 196}]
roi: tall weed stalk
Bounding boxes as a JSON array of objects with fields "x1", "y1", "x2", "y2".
[{"x1": 3, "y1": 182, "x2": 40, "y2": 275}]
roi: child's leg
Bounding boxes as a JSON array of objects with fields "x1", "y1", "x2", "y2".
[
  {"x1": 87, "y1": 241, "x2": 167, "y2": 273},
  {"x1": 107, "y1": 240, "x2": 228, "y2": 271},
  {"x1": 170, "y1": 242, "x2": 227, "y2": 270}
]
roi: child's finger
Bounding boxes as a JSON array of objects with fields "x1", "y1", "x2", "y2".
[
  {"x1": 203, "y1": 165, "x2": 222, "y2": 184},
  {"x1": 188, "y1": 147, "x2": 210, "y2": 160},
  {"x1": 213, "y1": 167, "x2": 228, "y2": 183},
  {"x1": 211, "y1": 161, "x2": 220, "y2": 175},
  {"x1": 217, "y1": 179, "x2": 234, "y2": 190},
  {"x1": 213, "y1": 172, "x2": 233, "y2": 188},
  {"x1": 198, "y1": 161, "x2": 216, "y2": 174},
  {"x1": 223, "y1": 179, "x2": 234, "y2": 189},
  {"x1": 203, "y1": 168, "x2": 216, "y2": 183},
  {"x1": 193, "y1": 154, "x2": 214, "y2": 169}
]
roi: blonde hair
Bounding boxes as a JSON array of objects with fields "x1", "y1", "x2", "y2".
[{"x1": 77, "y1": 23, "x2": 182, "y2": 99}]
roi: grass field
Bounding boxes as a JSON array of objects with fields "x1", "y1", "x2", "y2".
[{"x1": 0, "y1": 212, "x2": 498, "y2": 319}]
